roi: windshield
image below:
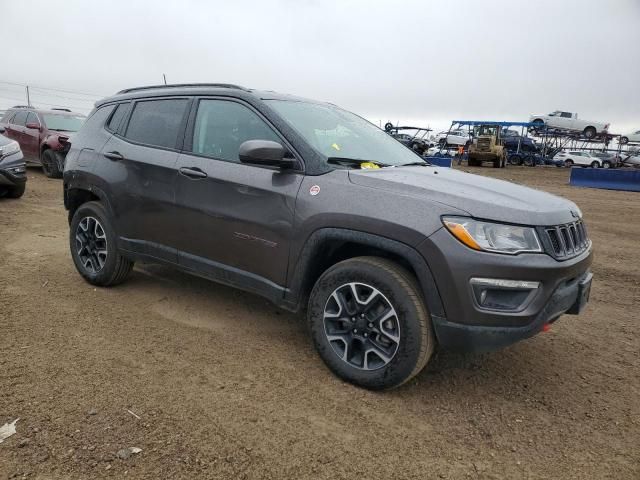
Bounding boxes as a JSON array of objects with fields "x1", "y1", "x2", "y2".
[
  {"x1": 474, "y1": 125, "x2": 498, "y2": 136},
  {"x1": 266, "y1": 100, "x2": 424, "y2": 167},
  {"x1": 42, "y1": 114, "x2": 85, "y2": 132}
]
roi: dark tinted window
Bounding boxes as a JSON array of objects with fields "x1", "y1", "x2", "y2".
[
  {"x1": 107, "y1": 103, "x2": 130, "y2": 133},
  {"x1": 125, "y1": 99, "x2": 189, "y2": 149},
  {"x1": 12, "y1": 111, "x2": 28, "y2": 126},
  {"x1": 192, "y1": 100, "x2": 280, "y2": 162},
  {"x1": 26, "y1": 112, "x2": 39, "y2": 126},
  {"x1": 561, "y1": 112, "x2": 572, "y2": 118}
]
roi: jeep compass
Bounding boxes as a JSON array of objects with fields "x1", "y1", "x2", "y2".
[{"x1": 63, "y1": 84, "x2": 593, "y2": 390}]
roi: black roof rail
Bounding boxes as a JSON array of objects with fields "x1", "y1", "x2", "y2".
[
  {"x1": 12, "y1": 105, "x2": 33, "y2": 109},
  {"x1": 51, "y1": 108, "x2": 72, "y2": 112},
  {"x1": 116, "y1": 83, "x2": 249, "y2": 94}
]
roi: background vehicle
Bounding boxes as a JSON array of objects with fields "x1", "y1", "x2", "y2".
[
  {"x1": 0, "y1": 130, "x2": 27, "y2": 198},
  {"x1": 384, "y1": 124, "x2": 432, "y2": 154},
  {"x1": 529, "y1": 111, "x2": 609, "y2": 139},
  {"x1": 555, "y1": 150, "x2": 609, "y2": 168},
  {"x1": 620, "y1": 153, "x2": 640, "y2": 167},
  {"x1": 619, "y1": 129, "x2": 640, "y2": 145},
  {"x1": 501, "y1": 129, "x2": 538, "y2": 152},
  {"x1": 467, "y1": 124, "x2": 507, "y2": 168},
  {"x1": 0, "y1": 106, "x2": 85, "y2": 178},
  {"x1": 436, "y1": 129, "x2": 471, "y2": 147},
  {"x1": 590, "y1": 152, "x2": 619, "y2": 168},
  {"x1": 64, "y1": 83, "x2": 593, "y2": 391}
]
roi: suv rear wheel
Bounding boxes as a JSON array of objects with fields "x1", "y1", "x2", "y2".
[
  {"x1": 308, "y1": 257, "x2": 434, "y2": 390},
  {"x1": 70, "y1": 201, "x2": 133, "y2": 286}
]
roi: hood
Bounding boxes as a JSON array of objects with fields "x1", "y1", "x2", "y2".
[
  {"x1": 0, "y1": 133, "x2": 14, "y2": 147},
  {"x1": 348, "y1": 166, "x2": 580, "y2": 226}
]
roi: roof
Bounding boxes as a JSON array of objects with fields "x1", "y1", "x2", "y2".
[
  {"x1": 97, "y1": 83, "x2": 325, "y2": 106},
  {"x1": 5, "y1": 105, "x2": 84, "y2": 116}
]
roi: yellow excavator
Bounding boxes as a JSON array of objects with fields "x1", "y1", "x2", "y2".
[{"x1": 467, "y1": 124, "x2": 508, "y2": 168}]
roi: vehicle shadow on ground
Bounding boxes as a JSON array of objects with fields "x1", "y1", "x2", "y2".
[{"x1": 127, "y1": 263, "x2": 568, "y2": 399}]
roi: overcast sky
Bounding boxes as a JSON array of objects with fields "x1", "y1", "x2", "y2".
[{"x1": 2, "y1": 0, "x2": 639, "y2": 133}]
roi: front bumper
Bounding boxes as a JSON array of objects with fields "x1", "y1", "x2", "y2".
[
  {"x1": 0, "y1": 163, "x2": 27, "y2": 187},
  {"x1": 418, "y1": 228, "x2": 593, "y2": 353},
  {"x1": 432, "y1": 270, "x2": 591, "y2": 352}
]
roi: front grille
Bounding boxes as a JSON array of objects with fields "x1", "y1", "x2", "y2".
[
  {"x1": 477, "y1": 138, "x2": 491, "y2": 152},
  {"x1": 542, "y1": 220, "x2": 590, "y2": 259}
]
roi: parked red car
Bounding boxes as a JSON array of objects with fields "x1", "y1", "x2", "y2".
[{"x1": 0, "y1": 106, "x2": 85, "y2": 178}]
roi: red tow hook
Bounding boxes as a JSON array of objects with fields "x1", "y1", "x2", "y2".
[{"x1": 542, "y1": 323, "x2": 551, "y2": 333}]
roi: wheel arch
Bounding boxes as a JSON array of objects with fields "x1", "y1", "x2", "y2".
[
  {"x1": 284, "y1": 228, "x2": 446, "y2": 322},
  {"x1": 63, "y1": 184, "x2": 114, "y2": 225}
]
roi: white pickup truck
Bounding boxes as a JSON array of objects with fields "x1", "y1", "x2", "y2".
[{"x1": 529, "y1": 111, "x2": 609, "y2": 139}]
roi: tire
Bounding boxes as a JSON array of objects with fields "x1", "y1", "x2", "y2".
[
  {"x1": 42, "y1": 149, "x2": 63, "y2": 179},
  {"x1": 619, "y1": 136, "x2": 629, "y2": 145},
  {"x1": 583, "y1": 126, "x2": 597, "y2": 139},
  {"x1": 523, "y1": 154, "x2": 535, "y2": 167},
  {"x1": 308, "y1": 257, "x2": 435, "y2": 390},
  {"x1": 531, "y1": 119, "x2": 544, "y2": 132},
  {"x1": 603, "y1": 161, "x2": 611, "y2": 169},
  {"x1": 69, "y1": 201, "x2": 133, "y2": 287},
  {"x1": 6, "y1": 183, "x2": 26, "y2": 199},
  {"x1": 508, "y1": 153, "x2": 522, "y2": 166},
  {"x1": 590, "y1": 160, "x2": 600, "y2": 168},
  {"x1": 564, "y1": 159, "x2": 574, "y2": 168}
]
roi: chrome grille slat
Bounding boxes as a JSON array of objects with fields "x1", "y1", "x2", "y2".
[{"x1": 542, "y1": 220, "x2": 589, "y2": 259}]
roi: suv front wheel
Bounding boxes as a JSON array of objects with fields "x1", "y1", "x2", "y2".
[
  {"x1": 70, "y1": 201, "x2": 133, "y2": 286},
  {"x1": 308, "y1": 257, "x2": 435, "y2": 390}
]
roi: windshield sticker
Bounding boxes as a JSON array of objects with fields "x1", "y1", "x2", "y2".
[
  {"x1": 360, "y1": 162, "x2": 381, "y2": 169},
  {"x1": 331, "y1": 143, "x2": 341, "y2": 151}
]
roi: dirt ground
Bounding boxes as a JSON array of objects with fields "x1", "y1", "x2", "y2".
[{"x1": 1, "y1": 166, "x2": 638, "y2": 479}]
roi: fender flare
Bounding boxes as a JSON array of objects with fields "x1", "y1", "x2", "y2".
[
  {"x1": 284, "y1": 228, "x2": 446, "y2": 321},
  {"x1": 63, "y1": 182, "x2": 116, "y2": 222}
]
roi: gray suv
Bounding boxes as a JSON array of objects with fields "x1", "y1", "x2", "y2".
[{"x1": 63, "y1": 84, "x2": 593, "y2": 390}]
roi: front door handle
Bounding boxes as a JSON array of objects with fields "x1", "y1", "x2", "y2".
[
  {"x1": 103, "y1": 151, "x2": 124, "y2": 161},
  {"x1": 179, "y1": 167, "x2": 208, "y2": 179}
]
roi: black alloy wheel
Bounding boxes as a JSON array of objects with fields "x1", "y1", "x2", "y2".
[{"x1": 323, "y1": 282, "x2": 400, "y2": 371}]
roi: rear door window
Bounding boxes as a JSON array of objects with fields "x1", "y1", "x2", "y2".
[
  {"x1": 124, "y1": 99, "x2": 189, "y2": 149},
  {"x1": 12, "y1": 111, "x2": 28, "y2": 126}
]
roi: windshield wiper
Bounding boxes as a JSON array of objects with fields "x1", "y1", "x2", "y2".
[
  {"x1": 327, "y1": 157, "x2": 392, "y2": 168},
  {"x1": 399, "y1": 161, "x2": 430, "y2": 167}
]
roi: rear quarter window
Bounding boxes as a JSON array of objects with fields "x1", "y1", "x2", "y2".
[{"x1": 106, "y1": 103, "x2": 131, "y2": 133}]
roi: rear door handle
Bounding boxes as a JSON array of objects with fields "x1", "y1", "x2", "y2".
[
  {"x1": 179, "y1": 167, "x2": 208, "y2": 179},
  {"x1": 103, "y1": 151, "x2": 124, "y2": 161}
]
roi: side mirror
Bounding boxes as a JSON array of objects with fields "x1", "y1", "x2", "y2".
[
  {"x1": 239, "y1": 140, "x2": 295, "y2": 169},
  {"x1": 26, "y1": 122, "x2": 40, "y2": 130}
]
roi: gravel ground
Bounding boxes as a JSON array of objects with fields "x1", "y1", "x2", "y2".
[{"x1": 1, "y1": 166, "x2": 638, "y2": 479}]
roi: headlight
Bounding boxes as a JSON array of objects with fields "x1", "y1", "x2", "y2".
[
  {"x1": 0, "y1": 140, "x2": 21, "y2": 158},
  {"x1": 442, "y1": 216, "x2": 542, "y2": 254}
]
